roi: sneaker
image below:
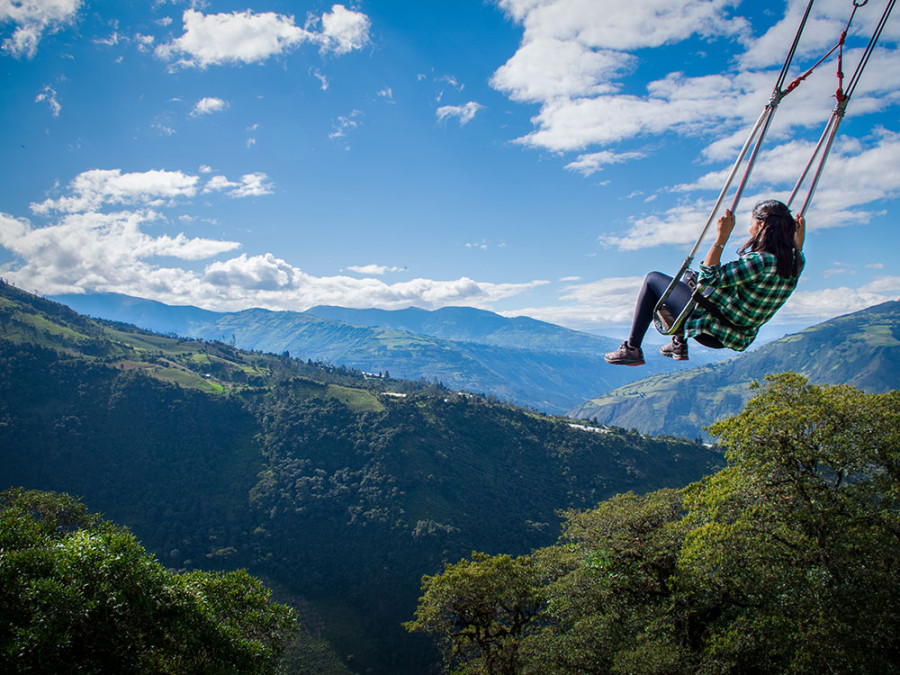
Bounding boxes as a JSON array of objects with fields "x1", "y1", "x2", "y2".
[
  {"x1": 660, "y1": 336, "x2": 689, "y2": 361},
  {"x1": 605, "y1": 341, "x2": 645, "y2": 366}
]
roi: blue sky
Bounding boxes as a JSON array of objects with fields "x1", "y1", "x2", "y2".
[{"x1": 1, "y1": 0, "x2": 898, "y2": 342}]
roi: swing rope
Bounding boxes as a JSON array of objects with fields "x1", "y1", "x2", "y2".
[
  {"x1": 791, "y1": 0, "x2": 896, "y2": 216},
  {"x1": 783, "y1": 0, "x2": 866, "y2": 98},
  {"x1": 652, "y1": 0, "x2": 893, "y2": 336}
]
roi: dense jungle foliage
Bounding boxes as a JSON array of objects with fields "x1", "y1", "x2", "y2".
[
  {"x1": 407, "y1": 374, "x2": 900, "y2": 674},
  {"x1": 0, "y1": 488, "x2": 297, "y2": 673},
  {"x1": 0, "y1": 281, "x2": 722, "y2": 673}
]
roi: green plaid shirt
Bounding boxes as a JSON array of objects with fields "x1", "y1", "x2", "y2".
[{"x1": 685, "y1": 251, "x2": 804, "y2": 351}]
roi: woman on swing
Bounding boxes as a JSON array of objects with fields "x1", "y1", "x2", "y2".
[{"x1": 605, "y1": 199, "x2": 805, "y2": 366}]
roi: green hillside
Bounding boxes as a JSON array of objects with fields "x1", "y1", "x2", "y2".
[
  {"x1": 571, "y1": 300, "x2": 900, "y2": 439},
  {"x1": 0, "y1": 280, "x2": 723, "y2": 674},
  {"x1": 53, "y1": 292, "x2": 728, "y2": 414}
]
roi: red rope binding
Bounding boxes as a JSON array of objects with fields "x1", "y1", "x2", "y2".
[
  {"x1": 836, "y1": 29, "x2": 847, "y2": 102},
  {"x1": 783, "y1": 1, "x2": 861, "y2": 99}
]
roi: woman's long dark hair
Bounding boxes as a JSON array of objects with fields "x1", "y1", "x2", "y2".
[{"x1": 739, "y1": 199, "x2": 801, "y2": 278}]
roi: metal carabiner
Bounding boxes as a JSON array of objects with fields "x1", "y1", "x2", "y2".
[{"x1": 853, "y1": 0, "x2": 868, "y2": 7}]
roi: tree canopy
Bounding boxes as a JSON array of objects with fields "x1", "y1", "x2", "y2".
[
  {"x1": 0, "y1": 489, "x2": 297, "y2": 674},
  {"x1": 407, "y1": 374, "x2": 900, "y2": 673}
]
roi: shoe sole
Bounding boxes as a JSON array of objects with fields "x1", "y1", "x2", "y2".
[{"x1": 605, "y1": 358, "x2": 645, "y2": 366}]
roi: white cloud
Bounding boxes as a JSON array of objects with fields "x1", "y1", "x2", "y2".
[
  {"x1": 0, "y1": 212, "x2": 29, "y2": 242},
  {"x1": 491, "y1": 39, "x2": 633, "y2": 103},
  {"x1": 230, "y1": 173, "x2": 272, "y2": 197},
  {"x1": 197, "y1": 255, "x2": 548, "y2": 311},
  {"x1": 311, "y1": 68, "x2": 329, "y2": 90},
  {"x1": 35, "y1": 85, "x2": 61, "y2": 117},
  {"x1": 190, "y1": 96, "x2": 227, "y2": 116},
  {"x1": 500, "y1": 274, "x2": 645, "y2": 331},
  {"x1": 565, "y1": 150, "x2": 644, "y2": 176},
  {"x1": 203, "y1": 172, "x2": 273, "y2": 197},
  {"x1": 29, "y1": 168, "x2": 274, "y2": 216},
  {"x1": 204, "y1": 253, "x2": 298, "y2": 291},
  {"x1": 155, "y1": 4, "x2": 370, "y2": 68},
  {"x1": 492, "y1": 0, "x2": 747, "y2": 114},
  {"x1": 317, "y1": 3, "x2": 371, "y2": 55},
  {"x1": 823, "y1": 267, "x2": 854, "y2": 279},
  {"x1": 32, "y1": 169, "x2": 201, "y2": 214},
  {"x1": 203, "y1": 176, "x2": 233, "y2": 193},
  {"x1": 1, "y1": 0, "x2": 82, "y2": 58},
  {"x1": 94, "y1": 23, "x2": 119, "y2": 47},
  {"x1": 436, "y1": 101, "x2": 484, "y2": 126},
  {"x1": 499, "y1": 0, "x2": 747, "y2": 50},
  {"x1": 600, "y1": 201, "x2": 715, "y2": 252},
  {"x1": 514, "y1": 72, "x2": 757, "y2": 152},
  {"x1": 153, "y1": 122, "x2": 176, "y2": 136},
  {"x1": 559, "y1": 275, "x2": 645, "y2": 322},
  {"x1": 329, "y1": 110, "x2": 363, "y2": 139},
  {"x1": 347, "y1": 264, "x2": 402, "y2": 275},
  {"x1": 156, "y1": 8, "x2": 310, "y2": 67},
  {"x1": 135, "y1": 33, "x2": 155, "y2": 51},
  {"x1": 787, "y1": 130, "x2": 900, "y2": 226},
  {"x1": 0, "y1": 209, "x2": 242, "y2": 296},
  {"x1": 780, "y1": 283, "x2": 900, "y2": 320},
  {"x1": 860, "y1": 275, "x2": 900, "y2": 293}
]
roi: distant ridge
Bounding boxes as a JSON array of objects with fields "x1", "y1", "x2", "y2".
[
  {"x1": 48, "y1": 292, "x2": 220, "y2": 337},
  {"x1": 571, "y1": 300, "x2": 900, "y2": 439},
  {"x1": 52, "y1": 293, "x2": 727, "y2": 414},
  {"x1": 306, "y1": 305, "x2": 601, "y2": 351}
]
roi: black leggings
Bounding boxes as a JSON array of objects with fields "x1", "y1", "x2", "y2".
[{"x1": 628, "y1": 272, "x2": 723, "y2": 349}]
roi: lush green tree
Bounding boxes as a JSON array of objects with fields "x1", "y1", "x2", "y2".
[
  {"x1": 520, "y1": 489, "x2": 691, "y2": 674},
  {"x1": 405, "y1": 552, "x2": 544, "y2": 674},
  {"x1": 0, "y1": 489, "x2": 297, "y2": 674},
  {"x1": 678, "y1": 373, "x2": 900, "y2": 673},
  {"x1": 405, "y1": 492, "x2": 695, "y2": 675}
]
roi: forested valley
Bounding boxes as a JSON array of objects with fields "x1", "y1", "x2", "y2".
[
  {"x1": 4, "y1": 280, "x2": 898, "y2": 673},
  {"x1": 0, "y1": 281, "x2": 722, "y2": 673}
]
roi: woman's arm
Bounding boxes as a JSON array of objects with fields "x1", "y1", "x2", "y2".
[
  {"x1": 794, "y1": 214, "x2": 805, "y2": 251},
  {"x1": 704, "y1": 209, "x2": 735, "y2": 267}
]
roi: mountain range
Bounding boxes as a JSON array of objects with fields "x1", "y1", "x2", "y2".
[
  {"x1": 571, "y1": 300, "x2": 900, "y2": 439},
  {"x1": 51, "y1": 292, "x2": 728, "y2": 414}
]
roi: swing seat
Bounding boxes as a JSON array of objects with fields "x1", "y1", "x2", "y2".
[
  {"x1": 655, "y1": 304, "x2": 677, "y2": 333},
  {"x1": 653, "y1": 269, "x2": 699, "y2": 335}
]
